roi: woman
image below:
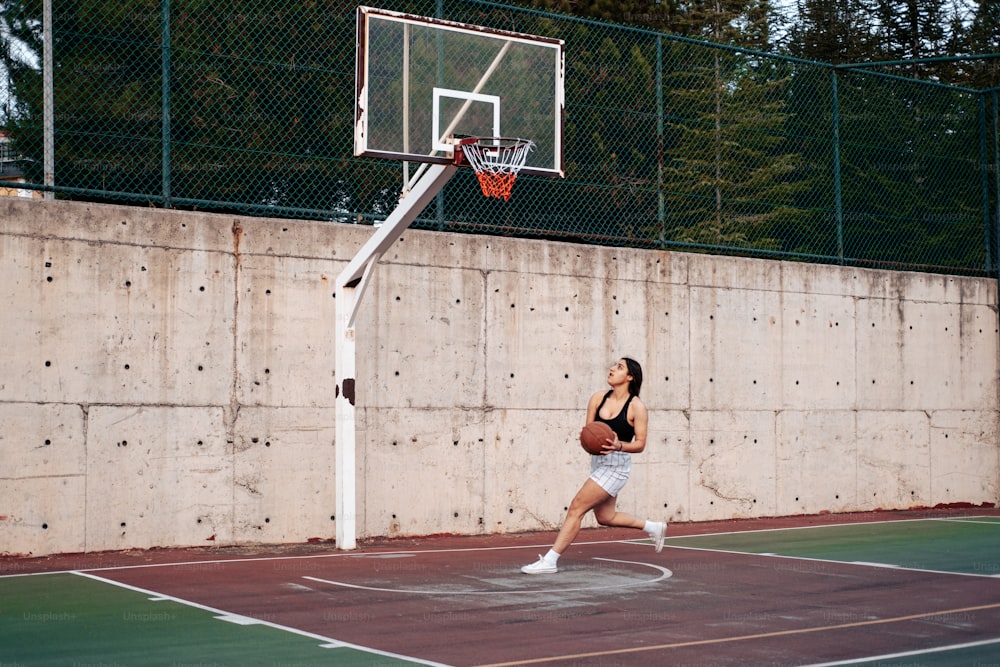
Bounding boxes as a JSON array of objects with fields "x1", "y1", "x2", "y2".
[{"x1": 522, "y1": 357, "x2": 667, "y2": 574}]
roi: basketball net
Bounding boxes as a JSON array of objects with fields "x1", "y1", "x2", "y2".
[{"x1": 458, "y1": 138, "x2": 535, "y2": 201}]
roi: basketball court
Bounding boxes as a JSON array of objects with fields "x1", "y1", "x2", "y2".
[
  {"x1": 4, "y1": 508, "x2": 1000, "y2": 666},
  {"x1": 4, "y1": 8, "x2": 999, "y2": 667}
]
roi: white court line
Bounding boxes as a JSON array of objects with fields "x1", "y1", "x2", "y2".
[
  {"x1": 0, "y1": 537, "x2": 628, "y2": 576},
  {"x1": 2, "y1": 514, "x2": 995, "y2": 579},
  {"x1": 472, "y1": 601, "x2": 1000, "y2": 667},
  {"x1": 303, "y1": 557, "x2": 671, "y2": 595},
  {"x1": 643, "y1": 515, "x2": 1000, "y2": 542},
  {"x1": 654, "y1": 544, "x2": 1000, "y2": 579},
  {"x1": 934, "y1": 517, "x2": 1000, "y2": 526},
  {"x1": 800, "y1": 636, "x2": 1000, "y2": 667},
  {"x1": 70, "y1": 571, "x2": 450, "y2": 667},
  {"x1": 615, "y1": 516, "x2": 1000, "y2": 578}
]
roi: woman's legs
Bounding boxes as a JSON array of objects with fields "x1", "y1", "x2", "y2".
[
  {"x1": 551, "y1": 479, "x2": 646, "y2": 554},
  {"x1": 592, "y1": 494, "x2": 646, "y2": 531},
  {"x1": 522, "y1": 478, "x2": 667, "y2": 573},
  {"x1": 550, "y1": 478, "x2": 612, "y2": 554}
]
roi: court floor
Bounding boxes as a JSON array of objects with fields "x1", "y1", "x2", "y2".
[{"x1": 2, "y1": 509, "x2": 999, "y2": 666}]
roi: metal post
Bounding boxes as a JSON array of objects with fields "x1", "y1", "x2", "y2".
[
  {"x1": 979, "y1": 94, "x2": 990, "y2": 274},
  {"x1": 830, "y1": 69, "x2": 843, "y2": 264},
  {"x1": 42, "y1": 0, "x2": 54, "y2": 199},
  {"x1": 656, "y1": 36, "x2": 664, "y2": 247},
  {"x1": 161, "y1": 0, "x2": 171, "y2": 207},
  {"x1": 992, "y1": 91, "x2": 1000, "y2": 279},
  {"x1": 334, "y1": 284, "x2": 359, "y2": 550},
  {"x1": 986, "y1": 90, "x2": 1000, "y2": 278},
  {"x1": 434, "y1": 0, "x2": 445, "y2": 229}
]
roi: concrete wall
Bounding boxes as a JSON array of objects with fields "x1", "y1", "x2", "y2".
[{"x1": 1, "y1": 197, "x2": 997, "y2": 556}]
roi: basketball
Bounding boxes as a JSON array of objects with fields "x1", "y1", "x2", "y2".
[{"x1": 579, "y1": 421, "x2": 615, "y2": 455}]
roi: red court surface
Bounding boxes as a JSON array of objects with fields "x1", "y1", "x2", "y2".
[{"x1": 4, "y1": 508, "x2": 1000, "y2": 666}]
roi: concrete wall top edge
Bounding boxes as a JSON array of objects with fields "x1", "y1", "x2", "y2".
[
  {"x1": 6, "y1": 198, "x2": 993, "y2": 308},
  {"x1": 0, "y1": 198, "x2": 375, "y2": 261}
]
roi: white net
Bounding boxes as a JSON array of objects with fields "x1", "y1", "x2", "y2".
[{"x1": 460, "y1": 138, "x2": 535, "y2": 200}]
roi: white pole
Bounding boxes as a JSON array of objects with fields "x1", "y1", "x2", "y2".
[
  {"x1": 334, "y1": 284, "x2": 358, "y2": 550},
  {"x1": 334, "y1": 162, "x2": 457, "y2": 550}
]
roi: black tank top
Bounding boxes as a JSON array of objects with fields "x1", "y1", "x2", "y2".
[{"x1": 595, "y1": 391, "x2": 635, "y2": 442}]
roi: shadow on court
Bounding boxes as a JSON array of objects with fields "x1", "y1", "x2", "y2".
[{"x1": 3, "y1": 508, "x2": 1000, "y2": 666}]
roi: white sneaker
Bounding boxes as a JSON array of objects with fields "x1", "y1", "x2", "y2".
[
  {"x1": 650, "y1": 521, "x2": 668, "y2": 553},
  {"x1": 521, "y1": 555, "x2": 558, "y2": 574}
]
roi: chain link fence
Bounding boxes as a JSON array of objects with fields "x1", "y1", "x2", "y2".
[{"x1": 2, "y1": 0, "x2": 997, "y2": 276}]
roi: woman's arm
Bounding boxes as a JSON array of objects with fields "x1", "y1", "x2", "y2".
[
  {"x1": 585, "y1": 390, "x2": 603, "y2": 424},
  {"x1": 622, "y1": 398, "x2": 648, "y2": 454}
]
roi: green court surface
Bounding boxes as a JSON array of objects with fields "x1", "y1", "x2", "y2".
[
  {"x1": 659, "y1": 516, "x2": 1000, "y2": 667},
  {"x1": 1, "y1": 571, "x2": 427, "y2": 666},
  {"x1": 661, "y1": 516, "x2": 1000, "y2": 576}
]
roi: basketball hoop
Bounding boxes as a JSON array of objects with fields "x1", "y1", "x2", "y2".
[{"x1": 457, "y1": 137, "x2": 535, "y2": 201}]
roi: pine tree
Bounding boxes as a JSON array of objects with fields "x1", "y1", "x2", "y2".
[
  {"x1": 524, "y1": 0, "x2": 675, "y2": 32},
  {"x1": 786, "y1": 0, "x2": 877, "y2": 64},
  {"x1": 660, "y1": 0, "x2": 806, "y2": 249},
  {"x1": 952, "y1": 0, "x2": 1000, "y2": 89},
  {"x1": 667, "y1": 0, "x2": 773, "y2": 47},
  {"x1": 1, "y1": 0, "x2": 43, "y2": 162},
  {"x1": 781, "y1": 0, "x2": 882, "y2": 259},
  {"x1": 1, "y1": 0, "x2": 361, "y2": 213},
  {"x1": 871, "y1": 0, "x2": 950, "y2": 78}
]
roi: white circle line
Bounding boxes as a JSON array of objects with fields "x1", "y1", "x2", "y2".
[{"x1": 302, "y1": 557, "x2": 672, "y2": 595}]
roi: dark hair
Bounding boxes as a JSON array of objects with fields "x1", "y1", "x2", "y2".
[{"x1": 623, "y1": 357, "x2": 643, "y2": 396}]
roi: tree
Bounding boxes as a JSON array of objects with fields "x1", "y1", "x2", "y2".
[
  {"x1": 556, "y1": 26, "x2": 666, "y2": 244},
  {"x1": 525, "y1": 0, "x2": 675, "y2": 31},
  {"x1": 871, "y1": 0, "x2": 950, "y2": 79},
  {"x1": 1, "y1": 0, "x2": 43, "y2": 174},
  {"x1": 781, "y1": 0, "x2": 988, "y2": 271},
  {"x1": 657, "y1": 0, "x2": 808, "y2": 251},
  {"x1": 1, "y1": 0, "x2": 370, "y2": 216},
  {"x1": 786, "y1": 0, "x2": 877, "y2": 64},
  {"x1": 951, "y1": 0, "x2": 1000, "y2": 89}
]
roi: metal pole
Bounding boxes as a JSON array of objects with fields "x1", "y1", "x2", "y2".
[
  {"x1": 435, "y1": 0, "x2": 444, "y2": 229},
  {"x1": 656, "y1": 35, "x2": 664, "y2": 247},
  {"x1": 42, "y1": 0, "x2": 53, "y2": 199},
  {"x1": 830, "y1": 69, "x2": 843, "y2": 264},
  {"x1": 334, "y1": 283, "x2": 359, "y2": 550},
  {"x1": 161, "y1": 0, "x2": 171, "y2": 207},
  {"x1": 979, "y1": 94, "x2": 990, "y2": 274},
  {"x1": 993, "y1": 91, "x2": 1000, "y2": 279}
]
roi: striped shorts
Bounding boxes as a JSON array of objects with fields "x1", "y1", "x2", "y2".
[{"x1": 589, "y1": 451, "x2": 632, "y2": 497}]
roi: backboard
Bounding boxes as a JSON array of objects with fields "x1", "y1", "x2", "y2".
[{"x1": 355, "y1": 6, "x2": 564, "y2": 178}]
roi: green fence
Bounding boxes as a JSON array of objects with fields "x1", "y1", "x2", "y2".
[{"x1": 2, "y1": 1, "x2": 997, "y2": 277}]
